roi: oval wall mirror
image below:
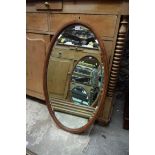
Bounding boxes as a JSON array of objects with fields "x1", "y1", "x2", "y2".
[{"x1": 44, "y1": 23, "x2": 108, "y2": 133}]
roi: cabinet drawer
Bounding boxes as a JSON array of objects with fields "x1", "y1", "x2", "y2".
[
  {"x1": 26, "y1": 13, "x2": 48, "y2": 31},
  {"x1": 36, "y1": 0, "x2": 63, "y2": 10},
  {"x1": 52, "y1": 47, "x2": 75, "y2": 59},
  {"x1": 26, "y1": 33, "x2": 51, "y2": 55},
  {"x1": 49, "y1": 14, "x2": 117, "y2": 37}
]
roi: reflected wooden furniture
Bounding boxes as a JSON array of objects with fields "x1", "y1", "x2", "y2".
[
  {"x1": 26, "y1": 0, "x2": 129, "y2": 125},
  {"x1": 47, "y1": 45, "x2": 101, "y2": 100},
  {"x1": 51, "y1": 98, "x2": 96, "y2": 119}
]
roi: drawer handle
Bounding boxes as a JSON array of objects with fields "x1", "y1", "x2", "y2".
[{"x1": 44, "y1": 2, "x2": 49, "y2": 8}]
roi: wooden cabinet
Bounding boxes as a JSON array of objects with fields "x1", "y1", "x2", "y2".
[
  {"x1": 26, "y1": 13, "x2": 49, "y2": 32},
  {"x1": 48, "y1": 45, "x2": 101, "y2": 100},
  {"x1": 35, "y1": 0, "x2": 63, "y2": 10},
  {"x1": 49, "y1": 14, "x2": 117, "y2": 37},
  {"x1": 47, "y1": 57, "x2": 73, "y2": 99},
  {"x1": 26, "y1": 33, "x2": 50, "y2": 99},
  {"x1": 26, "y1": 0, "x2": 129, "y2": 125}
]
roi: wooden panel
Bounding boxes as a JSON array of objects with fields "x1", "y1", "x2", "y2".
[
  {"x1": 52, "y1": 46, "x2": 102, "y2": 61},
  {"x1": 97, "y1": 96, "x2": 113, "y2": 124},
  {"x1": 49, "y1": 14, "x2": 117, "y2": 37},
  {"x1": 26, "y1": 89, "x2": 44, "y2": 99},
  {"x1": 62, "y1": 0, "x2": 127, "y2": 15},
  {"x1": 26, "y1": 38, "x2": 46, "y2": 94},
  {"x1": 47, "y1": 57, "x2": 73, "y2": 99},
  {"x1": 26, "y1": 33, "x2": 50, "y2": 99},
  {"x1": 26, "y1": 0, "x2": 129, "y2": 15},
  {"x1": 27, "y1": 33, "x2": 51, "y2": 55},
  {"x1": 102, "y1": 40, "x2": 113, "y2": 63},
  {"x1": 52, "y1": 46, "x2": 75, "y2": 60},
  {"x1": 78, "y1": 15, "x2": 117, "y2": 37},
  {"x1": 26, "y1": 13, "x2": 48, "y2": 31},
  {"x1": 36, "y1": 0, "x2": 63, "y2": 10}
]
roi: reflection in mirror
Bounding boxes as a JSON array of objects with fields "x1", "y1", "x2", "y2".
[
  {"x1": 71, "y1": 56, "x2": 104, "y2": 106},
  {"x1": 57, "y1": 25, "x2": 99, "y2": 49},
  {"x1": 71, "y1": 86, "x2": 89, "y2": 105},
  {"x1": 47, "y1": 24, "x2": 104, "y2": 129}
]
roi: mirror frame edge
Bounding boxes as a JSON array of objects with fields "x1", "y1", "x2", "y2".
[{"x1": 43, "y1": 21, "x2": 109, "y2": 134}]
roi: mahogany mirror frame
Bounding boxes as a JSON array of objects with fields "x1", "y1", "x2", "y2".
[{"x1": 43, "y1": 21, "x2": 109, "y2": 134}]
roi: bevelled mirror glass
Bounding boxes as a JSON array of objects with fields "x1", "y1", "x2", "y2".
[{"x1": 45, "y1": 24, "x2": 108, "y2": 133}]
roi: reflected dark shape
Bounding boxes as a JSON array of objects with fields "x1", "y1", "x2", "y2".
[
  {"x1": 71, "y1": 86, "x2": 89, "y2": 106},
  {"x1": 57, "y1": 25, "x2": 99, "y2": 49},
  {"x1": 70, "y1": 56, "x2": 104, "y2": 106}
]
